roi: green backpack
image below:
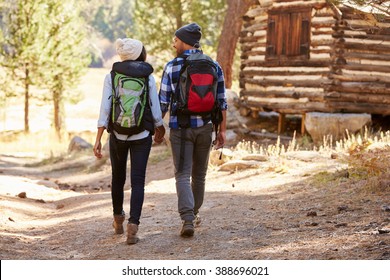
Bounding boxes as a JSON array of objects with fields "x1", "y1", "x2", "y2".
[{"x1": 110, "y1": 73, "x2": 150, "y2": 136}]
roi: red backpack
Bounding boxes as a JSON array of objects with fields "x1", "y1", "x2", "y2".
[
  {"x1": 174, "y1": 52, "x2": 223, "y2": 172},
  {"x1": 176, "y1": 52, "x2": 219, "y2": 122}
]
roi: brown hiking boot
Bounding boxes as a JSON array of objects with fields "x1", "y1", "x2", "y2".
[
  {"x1": 112, "y1": 214, "x2": 125, "y2": 234},
  {"x1": 180, "y1": 220, "x2": 194, "y2": 237},
  {"x1": 126, "y1": 223, "x2": 139, "y2": 245}
]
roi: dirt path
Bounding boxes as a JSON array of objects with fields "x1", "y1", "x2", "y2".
[{"x1": 1, "y1": 144, "x2": 389, "y2": 260}]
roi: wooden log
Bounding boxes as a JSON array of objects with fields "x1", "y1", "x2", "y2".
[
  {"x1": 241, "y1": 22, "x2": 268, "y2": 33},
  {"x1": 328, "y1": 1, "x2": 342, "y2": 20},
  {"x1": 245, "y1": 100, "x2": 328, "y2": 113},
  {"x1": 335, "y1": 63, "x2": 390, "y2": 74},
  {"x1": 327, "y1": 102, "x2": 390, "y2": 115},
  {"x1": 242, "y1": 17, "x2": 268, "y2": 27},
  {"x1": 257, "y1": 0, "x2": 273, "y2": 7},
  {"x1": 311, "y1": 39, "x2": 335, "y2": 47},
  {"x1": 332, "y1": 33, "x2": 390, "y2": 41},
  {"x1": 311, "y1": 47, "x2": 333, "y2": 54},
  {"x1": 242, "y1": 59, "x2": 330, "y2": 67},
  {"x1": 240, "y1": 89, "x2": 325, "y2": 101},
  {"x1": 245, "y1": 98, "x2": 390, "y2": 115},
  {"x1": 343, "y1": 51, "x2": 390, "y2": 61},
  {"x1": 324, "y1": 92, "x2": 390, "y2": 104},
  {"x1": 335, "y1": 25, "x2": 390, "y2": 35},
  {"x1": 344, "y1": 19, "x2": 390, "y2": 28},
  {"x1": 241, "y1": 69, "x2": 328, "y2": 77},
  {"x1": 240, "y1": 35, "x2": 266, "y2": 43},
  {"x1": 241, "y1": 50, "x2": 266, "y2": 57},
  {"x1": 271, "y1": 0, "x2": 327, "y2": 10},
  {"x1": 311, "y1": 20, "x2": 336, "y2": 28},
  {"x1": 245, "y1": 7, "x2": 267, "y2": 18},
  {"x1": 313, "y1": 10, "x2": 335, "y2": 18},
  {"x1": 243, "y1": 77, "x2": 328, "y2": 88},
  {"x1": 240, "y1": 41, "x2": 267, "y2": 51},
  {"x1": 341, "y1": 42, "x2": 390, "y2": 53},
  {"x1": 327, "y1": 84, "x2": 390, "y2": 95},
  {"x1": 312, "y1": 29, "x2": 334, "y2": 36},
  {"x1": 330, "y1": 73, "x2": 390, "y2": 83}
]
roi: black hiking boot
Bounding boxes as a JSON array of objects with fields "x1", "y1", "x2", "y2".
[{"x1": 180, "y1": 220, "x2": 194, "y2": 237}]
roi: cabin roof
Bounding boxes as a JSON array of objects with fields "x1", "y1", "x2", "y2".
[{"x1": 341, "y1": 0, "x2": 390, "y2": 17}]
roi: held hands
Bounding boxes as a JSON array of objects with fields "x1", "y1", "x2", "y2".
[{"x1": 154, "y1": 125, "x2": 166, "y2": 144}]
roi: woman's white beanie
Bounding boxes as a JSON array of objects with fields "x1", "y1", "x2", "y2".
[{"x1": 115, "y1": 38, "x2": 143, "y2": 61}]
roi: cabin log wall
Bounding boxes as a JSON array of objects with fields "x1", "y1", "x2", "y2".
[{"x1": 239, "y1": 0, "x2": 390, "y2": 115}]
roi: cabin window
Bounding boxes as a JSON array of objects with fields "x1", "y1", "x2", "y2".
[{"x1": 266, "y1": 8, "x2": 311, "y2": 60}]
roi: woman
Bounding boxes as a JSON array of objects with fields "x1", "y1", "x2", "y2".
[{"x1": 93, "y1": 38, "x2": 165, "y2": 245}]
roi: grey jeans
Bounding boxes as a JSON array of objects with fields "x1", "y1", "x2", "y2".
[{"x1": 169, "y1": 123, "x2": 213, "y2": 221}]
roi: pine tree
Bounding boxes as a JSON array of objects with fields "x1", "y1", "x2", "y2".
[
  {"x1": 0, "y1": 0, "x2": 48, "y2": 133},
  {"x1": 41, "y1": 0, "x2": 90, "y2": 138}
]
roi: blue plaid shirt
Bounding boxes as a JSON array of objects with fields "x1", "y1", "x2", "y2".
[{"x1": 159, "y1": 49, "x2": 228, "y2": 129}]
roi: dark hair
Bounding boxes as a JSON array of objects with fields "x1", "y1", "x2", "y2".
[{"x1": 136, "y1": 46, "x2": 147, "y2": 61}]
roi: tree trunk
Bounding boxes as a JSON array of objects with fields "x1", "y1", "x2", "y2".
[
  {"x1": 53, "y1": 89, "x2": 62, "y2": 140},
  {"x1": 24, "y1": 67, "x2": 30, "y2": 133},
  {"x1": 216, "y1": 0, "x2": 257, "y2": 89},
  {"x1": 174, "y1": 0, "x2": 183, "y2": 29}
]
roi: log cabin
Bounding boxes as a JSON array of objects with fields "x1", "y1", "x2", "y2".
[{"x1": 239, "y1": 0, "x2": 390, "y2": 134}]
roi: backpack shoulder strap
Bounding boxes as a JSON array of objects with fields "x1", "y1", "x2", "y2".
[
  {"x1": 110, "y1": 70, "x2": 116, "y2": 94},
  {"x1": 107, "y1": 70, "x2": 117, "y2": 133},
  {"x1": 144, "y1": 75, "x2": 150, "y2": 106}
]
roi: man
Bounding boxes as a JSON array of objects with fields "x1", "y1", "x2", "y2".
[{"x1": 158, "y1": 22, "x2": 227, "y2": 237}]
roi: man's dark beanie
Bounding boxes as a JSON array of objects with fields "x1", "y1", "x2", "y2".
[{"x1": 175, "y1": 22, "x2": 202, "y2": 48}]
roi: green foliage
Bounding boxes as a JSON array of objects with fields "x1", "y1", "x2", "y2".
[
  {"x1": 0, "y1": 0, "x2": 90, "y2": 134},
  {"x1": 93, "y1": 6, "x2": 112, "y2": 39},
  {"x1": 41, "y1": 0, "x2": 91, "y2": 134},
  {"x1": 41, "y1": 1, "x2": 90, "y2": 99},
  {"x1": 133, "y1": 0, "x2": 227, "y2": 71},
  {"x1": 0, "y1": 0, "x2": 46, "y2": 93},
  {"x1": 81, "y1": 0, "x2": 134, "y2": 41},
  {"x1": 0, "y1": 0, "x2": 50, "y2": 131}
]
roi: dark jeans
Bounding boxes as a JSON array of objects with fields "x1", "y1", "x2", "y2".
[
  {"x1": 109, "y1": 133, "x2": 152, "y2": 225},
  {"x1": 169, "y1": 124, "x2": 213, "y2": 221}
]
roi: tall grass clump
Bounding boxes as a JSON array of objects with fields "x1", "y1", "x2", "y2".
[
  {"x1": 234, "y1": 131, "x2": 300, "y2": 157},
  {"x1": 324, "y1": 128, "x2": 390, "y2": 193}
]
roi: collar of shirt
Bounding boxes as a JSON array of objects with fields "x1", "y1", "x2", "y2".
[{"x1": 182, "y1": 48, "x2": 201, "y2": 56}]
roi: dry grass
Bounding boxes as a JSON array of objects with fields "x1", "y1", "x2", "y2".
[
  {"x1": 315, "y1": 129, "x2": 390, "y2": 193},
  {"x1": 233, "y1": 128, "x2": 390, "y2": 193},
  {"x1": 0, "y1": 68, "x2": 107, "y2": 158},
  {"x1": 0, "y1": 130, "x2": 68, "y2": 158},
  {"x1": 0, "y1": 129, "x2": 99, "y2": 158},
  {"x1": 233, "y1": 131, "x2": 299, "y2": 158}
]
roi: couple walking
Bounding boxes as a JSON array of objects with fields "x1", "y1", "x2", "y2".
[{"x1": 93, "y1": 23, "x2": 227, "y2": 244}]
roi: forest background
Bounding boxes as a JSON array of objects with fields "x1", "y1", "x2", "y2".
[
  {"x1": 1, "y1": 0, "x2": 390, "y2": 266},
  {"x1": 0, "y1": 0, "x2": 375, "y2": 141},
  {"x1": 0, "y1": 0, "x2": 255, "y2": 142}
]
